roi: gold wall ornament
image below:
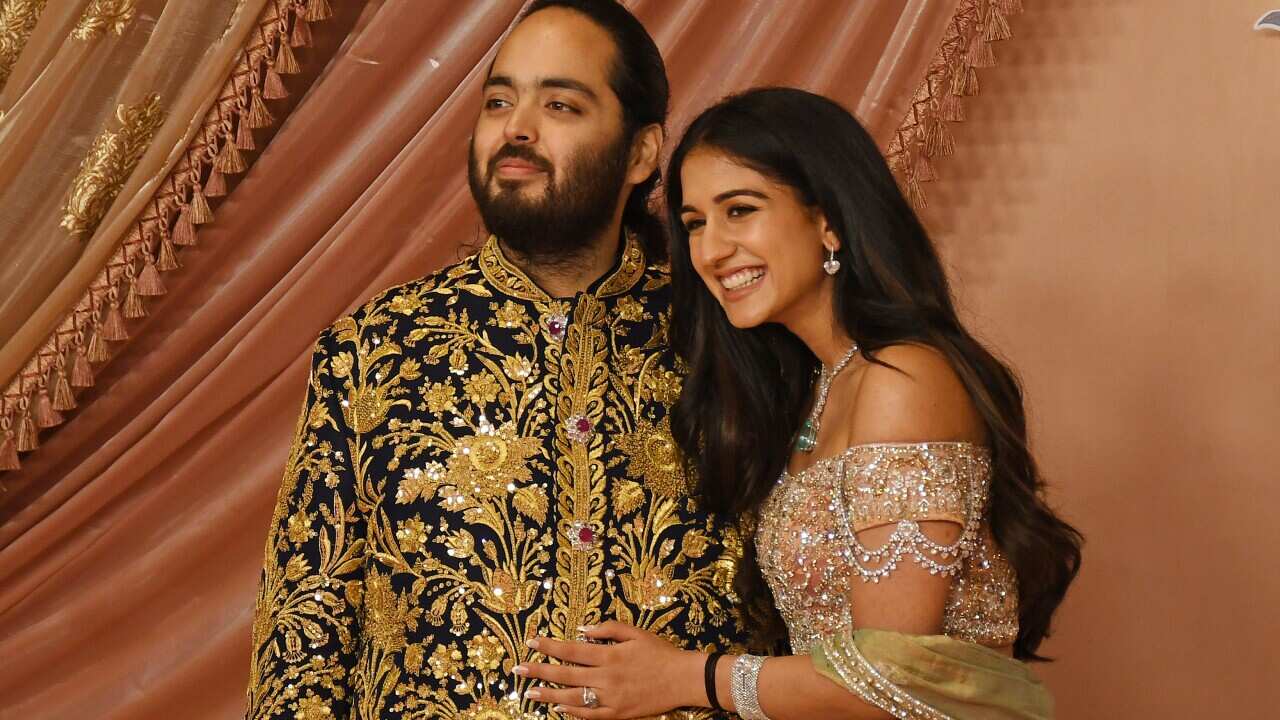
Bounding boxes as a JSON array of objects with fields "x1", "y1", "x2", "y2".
[
  {"x1": 61, "y1": 92, "x2": 166, "y2": 237},
  {"x1": 70, "y1": 0, "x2": 137, "y2": 41},
  {"x1": 0, "y1": 0, "x2": 49, "y2": 91}
]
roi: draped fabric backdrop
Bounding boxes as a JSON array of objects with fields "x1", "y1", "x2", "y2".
[{"x1": 0, "y1": 1, "x2": 999, "y2": 717}]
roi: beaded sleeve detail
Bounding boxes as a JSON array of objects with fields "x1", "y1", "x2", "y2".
[{"x1": 756, "y1": 443, "x2": 1019, "y2": 653}]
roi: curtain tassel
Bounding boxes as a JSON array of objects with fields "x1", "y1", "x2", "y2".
[
  {"x1": 214, "y1": 140, "x2": 247, "y2": 175},
  {"x1": 157, "y1": 232, "x2": 182, "y2": 270},
  {"x1": 924, "y1": 118, "x2": 955, "y2": 158},
  {"x1": 0, "y1": 430, "x2": 19, "y2": 470},
  {"x1": 236, "y1": 113, "x2": 257, "y2": 150},
  {"x1": 71, "y1": 348, "x2": 95, "y2": 387},
  {"x1": 248, "y1": 90, "x2": 274, "y2": 129},
  {"x1": 950, "y1": 66, "x2": 979, "y2": 97},
  {"x1": 938, "y1": 91, "x2": 965, "y2": 122},
  {"x1": 172, "y1": 206, "x2": 198, "y2": 246},
  {"x1": 996, "y1": 0, "x2": 1023, "y2": 16},
  {"x1": 189, "y1": 184, "x2": 214, "y2": 224},
  {"x1": 303, "y1": 0, "x2": 333, "y2": 23},
  {"x1": 101, "y1": 299, "x2": 128, "y2": 341},
  {"x1": 16, "y1": 412, "x2": 38, "y2": 452},
  {"x1": 263, "y1": 67, "x2": 288, "y2": 100},
  {"x1": 86, "y1": 327, "x2": 111, "y2": 363},
  {"x1": 914, "y1": 153, "x2": 937, "y2": 182},
  {"x1": 123, "y1": 281, "x2": 148, "y2": 319},
  {"x1": 966, "y1": 36, "x2": 996, "y2": 68},
  {"x1": 985, "y1": 6, "x2": 1013, "y2": 41},
  {"x1": 33, "y1": 388, "x2": 63, "y2": 429},
  {"x1": 275, "y1": 38, "x2": 301, "y2": 75},
  {"x1": 291, "y1": 17, "x2": 312, "y2": 47},
  {"x1": 52, "y1": 367, "x2": 77, "y2": 412},
  {"x1": 204, "y1": 168, "x2": 227, "y2": 197},
  {"x1": 136, "y1": 256, "x2": 166, "y2": 296}
]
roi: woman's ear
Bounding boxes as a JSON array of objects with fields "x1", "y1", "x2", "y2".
[{"x1": 820, "y1": 217, "x2": 841, "y2": 253}]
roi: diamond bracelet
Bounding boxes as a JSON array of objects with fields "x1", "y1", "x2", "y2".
[{"x1": 729, "y1": 654, "x2": 771, "y2": 720}]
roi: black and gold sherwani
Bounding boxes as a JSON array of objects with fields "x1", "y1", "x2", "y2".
[{"x1": 248, "y1": 235, "x2": 750, "y2": 719}]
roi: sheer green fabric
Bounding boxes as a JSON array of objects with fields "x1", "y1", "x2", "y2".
[{"x1": 812, "y1": 628, "x2": 1053, "y2": 720}]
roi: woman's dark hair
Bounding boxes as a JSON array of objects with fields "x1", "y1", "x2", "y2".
[
  {"x1": 666, "y1": 87, "x2": 1082, "y2": 660},
  {"x1": 521, "y1": 0, "x2": 669, "y2": 260}
]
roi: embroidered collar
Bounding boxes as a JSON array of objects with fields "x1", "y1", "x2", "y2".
[{"x1": 478, "y1": 233, "x2": 647, "y2": 303}]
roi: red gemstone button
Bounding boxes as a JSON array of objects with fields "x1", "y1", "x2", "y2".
[
  {"x1": 578, "y1": 527, "x2": 595, "y2": 544},
  {"x1": 575, "y1": 418, "x2": 590, "y2": 433}
]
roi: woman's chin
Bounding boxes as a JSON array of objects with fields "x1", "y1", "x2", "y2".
[{"x1": 724, "y1": 306, "x2": 770, "y2": 329}]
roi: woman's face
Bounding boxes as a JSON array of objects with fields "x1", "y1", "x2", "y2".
[{"x1": 678, "y1": 147, "x2": 837, "y2": 329}]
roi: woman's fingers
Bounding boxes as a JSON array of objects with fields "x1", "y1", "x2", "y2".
[
  {"x1": 522, "y1": 684, "x2": 616, "y2": 719},
  {"x1": 581, "y1": 621, "x2": 642, "y2": 642},
  {"x1": 528, "y1": 636, "x2": 606, "y2": 666},
  {"x1": 514, "y1": 661, "x2": 590, "y2": 686}
]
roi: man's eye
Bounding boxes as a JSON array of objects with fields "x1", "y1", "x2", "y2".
[
  {"x1": 727, "y1": 205, "x2": 757, "y2": 218},
  {"x1": 548, "y1": 101, "x2": 578, "y2": 113},
  {"x1": 485, "y1": 98, "x2": 510, "y2": 110}
]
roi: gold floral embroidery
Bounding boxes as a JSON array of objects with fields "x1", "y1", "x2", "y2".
[
  {"x1": 250, "y1": 240, "x2": 750, "y2": 719},
  {"x1": 444, "y1": 421, "x2": 540, "y2": 500},
  {"x1": 70, "y1": 0, "x2": 136, "y2": 41},
  {"x1": 0, "y1": 0, "x2": 49, "y2": 92},
  {"x1": 616, "y1": 416, "x2": 687, "y2": 497},
  {"x1": 61, "y1": 93, "x2": 165, "y2": 237}
]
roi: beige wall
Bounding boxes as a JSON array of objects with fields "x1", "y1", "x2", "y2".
[{"x1": 921, "y1": 1, "x2": 1280, "y2": 716}]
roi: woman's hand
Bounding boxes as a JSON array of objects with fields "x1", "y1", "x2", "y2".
[{"x1": 515, "y1": 621, "x2": 705, "y2": 719}]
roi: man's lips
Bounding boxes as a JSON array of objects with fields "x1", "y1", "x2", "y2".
[{"x1": 495, "y1": 159, "x2": 546, "y2": 177}]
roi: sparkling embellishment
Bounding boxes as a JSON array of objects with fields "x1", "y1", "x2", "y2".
[
  {"x1": 756, "y1": 443, "x2": 1019, "y2": 653},
  {"x1": 796, "y1": 343, "x2": 859, "y2": 454},
  {"x1": 565, "y1": 415, "x2": 593, "y2": 444},
  {"x1": 545, "y1": 313, "x2": 568, "y2": 342},
  {"x1": 568, "y1": 521, "x2": 596, "y2": 551}
]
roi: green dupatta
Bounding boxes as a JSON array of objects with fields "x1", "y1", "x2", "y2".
[{"x1": 811, "y1": 628, "x2": 1054, "y2": 720}]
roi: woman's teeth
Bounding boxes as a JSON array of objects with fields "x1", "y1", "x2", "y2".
[{"x1": 720, "y1": 268, "x2": 765, "y2": 291}]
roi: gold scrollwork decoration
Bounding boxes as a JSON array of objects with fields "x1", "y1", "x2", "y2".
[{"x1": 61, "y1": 92, "x2": 166, "y2": 237}]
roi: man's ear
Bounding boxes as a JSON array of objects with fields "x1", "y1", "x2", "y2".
[{"x1": 627, "y1": 123, "x2": 664, "y2": 185}]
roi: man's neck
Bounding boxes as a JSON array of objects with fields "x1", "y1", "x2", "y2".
[{"x1": 500, "y1": 218, "x2": 626, "y2": 299}]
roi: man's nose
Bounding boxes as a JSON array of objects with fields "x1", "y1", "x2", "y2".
[{"x1": 503, "y1": 103, "x2": 538, "y2": 145}]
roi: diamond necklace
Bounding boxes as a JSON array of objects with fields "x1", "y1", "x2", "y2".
[{"x1": 794, "y1": 343, "x2": 860, "y2": 453}]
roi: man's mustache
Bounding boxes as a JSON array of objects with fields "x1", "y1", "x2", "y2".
[{"x1": 488, "y1": 144, "x2": 553, "y2": 177}]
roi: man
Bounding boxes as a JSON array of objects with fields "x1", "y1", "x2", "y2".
[{"x1": 246, "y1": 2, "x2": 753, "y2": 718}]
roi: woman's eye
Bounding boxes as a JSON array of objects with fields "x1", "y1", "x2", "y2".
[
  {"x1": 727, "y1": 204, "x2": 757, "y2": 218},
  {"x1": 683, "y1": 218, "x2": 705, "y2": 232},
  {"x1": 485, "y1": 98, "x2": 510, "y2": 110}
]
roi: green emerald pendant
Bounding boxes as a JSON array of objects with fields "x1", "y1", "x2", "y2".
[{"x1": 796, "y1": 419, "x2": 818, "y2": 453}]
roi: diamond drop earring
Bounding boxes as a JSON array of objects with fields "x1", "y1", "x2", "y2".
[{"x1": 823, "y1": 247, "x2": 841, "y2": 275}]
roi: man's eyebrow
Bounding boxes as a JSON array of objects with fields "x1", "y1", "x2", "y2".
[
  {"x1": 540, "y1": 77, "x2": 599, "y2": 102},
  {"x1": 483, "y1": 74, "x2": 599, "y2": 103},
  {"x1": 484, "y1": 74, "x2": 514, "y2": 90}
]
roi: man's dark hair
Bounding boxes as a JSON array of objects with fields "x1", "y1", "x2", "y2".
[{"x1": 520, "y1": 0, "x2": 670, "y2": 261}]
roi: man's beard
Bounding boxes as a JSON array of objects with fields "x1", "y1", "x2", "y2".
[{"x1": 468, "y1": 132, "x2": 630, "y2": 268}]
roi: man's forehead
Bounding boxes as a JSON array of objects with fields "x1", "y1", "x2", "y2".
[{"x1": 490, "y1": 9, "x2": 615, "y2": 92}]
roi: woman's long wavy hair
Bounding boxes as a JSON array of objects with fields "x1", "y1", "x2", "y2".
[{"x1": 666, "y1": 87, "x2": 1082, "y2": 660}]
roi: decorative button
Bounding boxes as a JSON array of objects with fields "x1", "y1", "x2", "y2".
[
  {"x1": 565, "y1": 415, "x2": 593, "y2": 444},
  {"x1": 545, "y1": 313, "x2": 568, "y2": 342},
  {"x1": 568, "y1": 521, "x2": 596, "y2": 551}
]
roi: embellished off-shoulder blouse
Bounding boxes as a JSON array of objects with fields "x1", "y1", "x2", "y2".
[{"x1": 756, "y1": 442, "x2": 1020, "y2": 654}]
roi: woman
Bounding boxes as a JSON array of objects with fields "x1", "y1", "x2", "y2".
[{"x1": 513, "y1": 87, "x2": 1082, "y2": 719}]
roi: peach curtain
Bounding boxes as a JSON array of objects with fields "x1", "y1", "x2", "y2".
[
  {"x1": 0, "y1": 0, "x2": 267, "y2": 347},
  {"x1": 0, "y1": 1, "x2": 1019, "y2": 717}
]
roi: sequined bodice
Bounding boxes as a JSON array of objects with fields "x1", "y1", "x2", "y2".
[{"x1": 756, "y1": 442, "x2": 1019, "y2": 653}]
